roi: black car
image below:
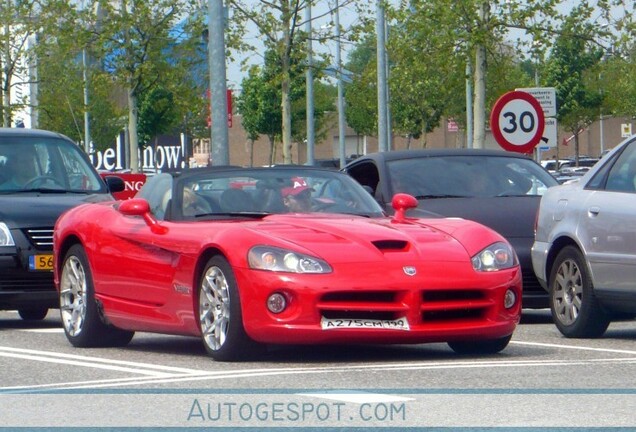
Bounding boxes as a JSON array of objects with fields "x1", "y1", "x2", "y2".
[
  {"x1": 343, "y1": 148, "x2": 559, "y2": 309},
  {"x1": 0, "y1": 128, "x2": 124, "y2": 320}
]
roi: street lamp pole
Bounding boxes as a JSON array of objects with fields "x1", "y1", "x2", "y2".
[
  {"x1": 208, "y1": 0, "x2": 229, "y2": 165},
  {"x1": 335, "y1": 0, "x2": 346, "y2": 167},
  {"x1": 305, "y1": 2, "x2": 315, "y2": 166},
  {"x1": 83, "y1": 48, "x2": 91, "y2": 154},
  {"x1": 376, "y1": 1, "x2": 388, "y2": 152}
]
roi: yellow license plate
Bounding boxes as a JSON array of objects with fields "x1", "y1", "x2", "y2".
[{"x1": 29, "y1": 254, "x2": 53, "y2": 271}]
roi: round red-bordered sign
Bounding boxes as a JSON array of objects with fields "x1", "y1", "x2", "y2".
[{"x1": 490, "y1": 91, "x2": 545, "y2": 153}]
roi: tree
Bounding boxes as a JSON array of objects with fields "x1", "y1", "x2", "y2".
[
  {"x1": 343, "y1": 35, "x2": 377, "y2": 137},
  {"x1": 238, "y1": 63, "x2": 282, "y2": 165},
  {"x1": 237, "y1": 66, "x2": 276, "y2": 165},
  {"x1": 229, "y1": 0, "x2": 360, "y2": 164},
  {"x1": 543, "y1": 8, "x2": 603, "y2": 163},
  {"x1": 238, "y1": 48, "x2": 334, "y2": 165},
  {"x1": 390, "y1": 0, "x2": 613, "y2": 149},
  {"x1": 38, "y1": 53, "x2": 126, "y2": 150},
  {"x1": 0, "y1": 0, "x2": 75, "y2": 127},
  {"x1": 138, "y1": 86, "x2": 178, "y2": 147},
  {"x1": 90, "y1": 0, "x2": 203, "y2": 172}
]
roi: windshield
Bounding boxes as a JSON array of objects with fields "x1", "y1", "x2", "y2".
[
  {"x1": 0, "y1": 137, "x2": 105, "y2": 193},
  {"x1": 168, "y1": 168, "x2": 385, "y2": 219},
  {"x1": 386, "y1": 155, "x2": 559, "y2": 198}
]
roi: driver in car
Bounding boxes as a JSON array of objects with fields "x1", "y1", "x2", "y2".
[
  {"x1": 282, "y1": 177, "x2": 314, "y2": 212},
  {"x1": 0, "y1": 153, "x2": 39, "y2": 190}
]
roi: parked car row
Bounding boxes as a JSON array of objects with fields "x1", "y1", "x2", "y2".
[{"x1": 542, "y1": 157, "x2": 600, "y2": 184}]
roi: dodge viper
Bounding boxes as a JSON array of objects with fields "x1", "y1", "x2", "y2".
[{"x1": 54, "y1": 166, "x2": 522, "y2": 361}]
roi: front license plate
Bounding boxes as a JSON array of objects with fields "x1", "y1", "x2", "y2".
[
  {"x1": 321, "y1": 317, "x2": 410, "y2": 331},
  {"x1": 29, "y1": 254, "x2": 53, "y2": 271}
]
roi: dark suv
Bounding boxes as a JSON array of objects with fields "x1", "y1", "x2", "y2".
[{"x1": 0, "y1": 128, "x2": 123, "y2": 320}]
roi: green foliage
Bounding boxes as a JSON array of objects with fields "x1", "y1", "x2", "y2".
[
  {"x1": 0, "y1": 0, "x2": 77, "y2": 127},
  {"x1": 543, "y1": 7, "x2": 604, "y2": 134},
  {"x1": 343, "y1": 36, "x2": 377, "y2": 136},
  {"x1": 237, "y1": 47, "x2": 335, "y2": 162},
  {"x1": 138, "y1": 87, "x2": 178, "y2": 147}
]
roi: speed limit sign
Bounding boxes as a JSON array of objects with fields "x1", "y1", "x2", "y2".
[{"x1": 490, "y1": 91, "x2": 545, "y2": 153}]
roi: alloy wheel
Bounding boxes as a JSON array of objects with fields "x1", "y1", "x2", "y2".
[
  {"x1": 59, "y1": 255, "x2": 88, "y2": 337},
  {"x1": 200, "y1": 265, "x2": 231, "y2": 351},
  {"x1": 552, "y1": 258, "x2": 583, "y2": 326}
]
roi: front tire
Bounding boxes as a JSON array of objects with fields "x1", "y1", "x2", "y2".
[
  {"x1": 198, "y1": 255, "x2": 262, "y2": 361},
  {"x1": 448, "y1": 335, "x2": 512, "y2": 355},
  {"x1": 18, "y1": 308, "x2": 48, "y2": 321},
  {"x1": 549, "y1": 246, "x2": 610, "y2": 338},
  {"x1": 59, "y1": 244, "x2": 134, "y2": 347}
]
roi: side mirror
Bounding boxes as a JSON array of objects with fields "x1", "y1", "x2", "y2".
[
  {"x1": 391, "y1": 193, "x2": 418, "y2": 223},
  {"x1": 118, "y1": 198, "x2": 167, "y2": 234},
  {"x1": 118, "y1": 198, "x2": 150, "y2": 216},
  {"x1": 103, "y1": 175, "x2": 125, "y2": 193}
]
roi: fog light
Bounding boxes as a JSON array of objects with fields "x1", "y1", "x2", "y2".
[
  {"x1": 267, "y1": 292, "x2": 287, "y2": 314},
  {"x1": 504, "y1": 289, "x2": 516, "y2": 309}
]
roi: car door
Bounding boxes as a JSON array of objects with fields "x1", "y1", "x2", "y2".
[{"x1": 582, "y1": 141, "x2": 636, "y2": 293}]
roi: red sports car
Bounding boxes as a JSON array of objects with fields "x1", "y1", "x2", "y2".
[{"x1": 53, "y1": 166, "x2": 521, "y2": 361}]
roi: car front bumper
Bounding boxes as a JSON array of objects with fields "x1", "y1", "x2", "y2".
[
  {"x1": 235, "y1": 261, "x2": 522, "y2": 345},
  {"x1": 0, "y1": 248, "x2": 57, "y2": 311}
]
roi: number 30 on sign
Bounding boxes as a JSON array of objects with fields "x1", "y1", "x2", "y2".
[{"x1": 490, "y1": 91, "x2": 545, "y2": 154}]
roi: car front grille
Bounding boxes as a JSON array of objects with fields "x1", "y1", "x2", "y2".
[
  {"x1": 317, "y1": 288, "x2": 493, "y2": 325},
  {"x1": 24, "y1": 227, "x2": 54, "y2": 250}
]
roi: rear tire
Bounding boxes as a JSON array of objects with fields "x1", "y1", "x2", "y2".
[
  {"x1": 59, "y1": 244, "x2": 134, "y2": 347},
  {"x1": 198, "y1": 255, "x2": 263, "y2": 361},
  {"x1": 549, "y1": 246, "x2": 610, "y2": 338},
  {"x1": 448, "y1": 335, "x2": 512, "y2": 355},
  {"x1": 18, "y1": 308, "x2": 48, "y2": 321}
]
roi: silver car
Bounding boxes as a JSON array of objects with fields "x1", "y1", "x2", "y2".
[{"x1": 532, "y1": 136, "x2": 636, "y2": 337}]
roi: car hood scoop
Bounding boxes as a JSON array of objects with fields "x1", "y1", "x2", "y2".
[{"x1": 371, "y1": 239, "x2": 408, "y2": 251}]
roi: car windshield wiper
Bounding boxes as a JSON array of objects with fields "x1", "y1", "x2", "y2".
[
  {"x1": 16, "y1": 188, "x2": 75, "y2": 194},
  {"x1": 194, "y1": 212, "x2": 270, "y2": 219},
  {"x1": 414, "y1": 194, "x2": 466, "y2": 199}
]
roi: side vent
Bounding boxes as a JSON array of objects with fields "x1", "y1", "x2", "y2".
[{"x1": 372, "y1": 240, "x2": 408, "y2": 251}]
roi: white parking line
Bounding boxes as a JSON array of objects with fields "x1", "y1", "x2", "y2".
[
  {"x1": 0, "y1": 346, "x2": 206, "y2": 376},
  {"x1": 511, "y1": 340, "x2": 636, "y2": 355}
]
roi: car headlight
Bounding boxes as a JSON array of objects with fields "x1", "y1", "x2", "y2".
[
  {"x1": 248, "y1": 246, "x2": 332, "y2": 274},
  {"x1": 471, "y1": 242, "x2": 517, "y2": 272},
  {"x1": 0, "y1": 222, "x2": 15, "y2": 246}
]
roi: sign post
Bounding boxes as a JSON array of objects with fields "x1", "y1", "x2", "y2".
[{"x1": 490, "y1": 91, "x2": 545, "y2": 154}]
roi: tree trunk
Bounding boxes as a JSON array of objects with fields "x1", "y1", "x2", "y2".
[
  {"x1": 278, "y1": 1, "x2": 294, "y2": 164},
  {"x1": 2, "y1": 21, "x2": 10, "y2": 127},
  {"x1": 249, "y1": 139, "x2": 254, "y2": 167},
  {"x1": 473, "y1": 2, "x2": 489, "y2": 149},
  {"x1": 127, "y1": 88, "x2": 140, "y2": 173},
  {"x1": 268, "y1": 135, "x2": 275, "y2": 166}
]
